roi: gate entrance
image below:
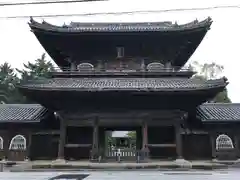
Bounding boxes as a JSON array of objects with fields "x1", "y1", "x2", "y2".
[{"x1": 105, "y1": 131, "x2": 136, "y2": 160}]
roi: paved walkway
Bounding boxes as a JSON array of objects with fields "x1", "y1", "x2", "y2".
[{"x1": 2, "y1": 159, "x2": 236, "y2": 172}]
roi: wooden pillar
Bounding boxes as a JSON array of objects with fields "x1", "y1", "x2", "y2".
[
  {"x1": 26, "y1": 132, "x2": 32, "y2": 160},
  {"x1": 91, "y1": 118, "x2": 99, "y2": 159},
  {"x1": 4, "y1": 131, "x2": 11, "y2": 160},
  {"x1": 210, "y1": 134, "x2": 216, "y2": 159},
  {"x1": 141, "y1": 121, "x2": 149, "y2": 152},
  {"x1": 234, "y1": 135, "x2": 240, "y2": 158},
  {"x1": 175, "y1": 124, "x2": 183, "y2": 159},
  {"x1": 104, "y1": 130, "x2": 108, "y2": 157},
  {"x1": 57, "y1": 115, "x2": 66, "y2": 160}
]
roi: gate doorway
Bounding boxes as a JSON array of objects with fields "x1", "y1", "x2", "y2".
[{"x1": 105, "y1": 131, "x2": 136, "y2": 160}]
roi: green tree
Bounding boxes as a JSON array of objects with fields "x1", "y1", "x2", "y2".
[
  {"x1": 189, "y1": 61, "x2": 231, "y2": 103},
  {"x1": 0, "y1": 53, "x2": 55, "y2": 104},
  {"x1": 15, "y1": 53, "x2": 55, "y2": 103},
  {"x1": 17, "y1": 53, "x2": 55, "y2": 82},
  {"x1": 126, "y1": 131, "x2": 136, "y2": 139},
  {"x1": 0, "y1": 62, "x2": 21, "y2": 103}
]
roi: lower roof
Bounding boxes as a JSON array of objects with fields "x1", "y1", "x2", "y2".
[
  {"x1": 197, "y1": 103, "x2": 240, "y2": 122},
  {"x1": 0, "y1": 104, "x2": 48, "y2": 123},
  {"x1": 19, "y1": 77, "x2": 227, "y2": 92}
]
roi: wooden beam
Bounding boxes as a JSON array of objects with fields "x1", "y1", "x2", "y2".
[
  {"x1": 32, "y1": 130, "x2": 60, "y2": 135},
  {"x1": 66, "y1": 119, "x2": 182, "y2": 127},
  {"x1": 62, "y1": 110, "x2": 186, "y2": 120},
  {"x1": 148, "y1": 144, "x2": 176, "y2": 148},
  {"x1": 65, "y1": 144, "x2": 91, "y2": 148}
]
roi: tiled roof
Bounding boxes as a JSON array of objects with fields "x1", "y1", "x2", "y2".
[
  {"x1": 0, "y1": 104, "x2": 47, "y2": 123},
  {"x1": 29, "y1": 17, "x2": 212, "y2": 33},
  {"x1": 19, "y1": 77, "x2": 228, "y2": 92},
  {"x1": 197, "y1": 103, "x2": 240, "y2": 122}
]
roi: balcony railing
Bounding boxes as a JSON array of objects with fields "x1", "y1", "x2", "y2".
[{"x1": 50, "y1": 66, "x2": 194, "y2": 77}]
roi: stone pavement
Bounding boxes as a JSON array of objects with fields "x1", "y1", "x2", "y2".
[
  {"x1": 2, "y1": 159, "x2": 236, "y2": 172},
  {"x1": 2, "y1": 170, "x2": 240, "y2": 180}
]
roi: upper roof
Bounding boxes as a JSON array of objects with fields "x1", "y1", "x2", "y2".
[
  {"x1": 18, "y1": 77, "x2": 228, "y2": 92},
  {"x1": 197, "y1": 103, "x2": 240, "y2": 122},
  {"x1": 0, "y1": 104, "x2": 48, "y2": 123},
  {"x1": 29, "y1": 17, "x2": 212, "y2": 33},
  {"x1": 28, "y1": 17, "x2": 212, "y2": 69}
]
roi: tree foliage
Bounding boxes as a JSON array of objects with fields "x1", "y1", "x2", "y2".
[
  {"x1": 0, "y1": 62, "x2": 21, "y2": 103},
  {"x1": 16, "y1": 53, "x2": 54, "y2": 82},
  {"x1": 126, "y1": 131, "x2": 136, "y2": 139},
  {"x1": 0, "y1": 53, "x2": 54, "y2": 103},
  {"x1": 189, "y1": 61, "x2": 231, "y2": 103}
]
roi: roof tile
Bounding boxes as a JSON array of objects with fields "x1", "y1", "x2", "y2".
[
  {"x1": 0, "y1": 104, "x2": 47, "y2": 123},
  {"x1": 29, "y1": 17, "x2": 212, "y2": 33},
  {"x1": 197, "y1": 103, "x2": 240, "y2": 121},
  {"x1": 20, "y1": 77, "x2": 227, "y2": 91}
]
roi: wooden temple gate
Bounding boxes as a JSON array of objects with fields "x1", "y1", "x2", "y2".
[{"x1": 53, "y1": 110, "x2": 186, "y2": 162}]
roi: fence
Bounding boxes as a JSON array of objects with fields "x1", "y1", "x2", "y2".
[{"x1": 106, "y1": 148, "x2": 136, "y2": 158}]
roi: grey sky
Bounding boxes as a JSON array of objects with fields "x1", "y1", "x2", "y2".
[{"x1": 0, "y1": 0, "x2": 240, "y2": 102}]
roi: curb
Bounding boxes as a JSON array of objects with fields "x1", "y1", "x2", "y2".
[{"x1": 9, "y1": 164, "x2": 229, "y2": 172}]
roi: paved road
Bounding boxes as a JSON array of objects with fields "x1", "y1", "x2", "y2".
[{"x1": 1, "y1": 170, "x2": 239, "y2": 180}]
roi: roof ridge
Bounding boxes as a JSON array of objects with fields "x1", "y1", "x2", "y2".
[
  {"x1": 30, "y1": 17, "x2": 212, "y2": 27},
  {"x1": 29, "y1": 17, "x2": 212, "y2": 33}
]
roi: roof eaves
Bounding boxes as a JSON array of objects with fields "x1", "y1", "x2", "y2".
[
  {"x1": 17, "y1": 77, "x2": 228, "y2": 92},
  {"x1": 28, "y1": 17, "x2": 212, "y2": 33},
  {"x1": 18, "y1": 85, "x2": 227, "y2": 92},
  {"x1": 201, "y1": 119, "x2": 240, "y2": 123},
  {"x1": 0, "y1": 119, "x2": 41, "y2": 123}
]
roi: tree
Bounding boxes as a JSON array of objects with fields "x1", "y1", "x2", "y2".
[
  {"x1": 0, "y1": 62, "x2": 21, "y2": 103},
  {"x1": 0, "y1": 53, "x2": 55, "y2": 104},
  {"x1": 189, "y1": 61, "x2": 231, "y2": 103},
  {"x1": 15, "y1": 53, "x2": 55, "y2": 103},
  {"x1": 17, "y1": 53, "x2": 55, "y2": 82},
  {"x1": 126, "y1": 131, "x2": 136, "y2": 139}
]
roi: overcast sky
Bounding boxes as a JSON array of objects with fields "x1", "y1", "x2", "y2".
[{"x1": 0, "y1": 0, "x2": 240, "y2": 102}]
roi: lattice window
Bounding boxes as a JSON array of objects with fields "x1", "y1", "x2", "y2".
[
  {"x1": 0, "y1": 136, "x2": 3, "y2": 150},
  {"x1": 77, "y1": 63, "x2": 94, "y2": 71},
  {"x1": 147, "y1": 62, "x2": 164, "y2": 72},
  {"x1": 216, "y1": 134, "x2": 234, "y2": 150},
  {"x1": 9, "y1": 135, "x2": 26, "y2": 150}
]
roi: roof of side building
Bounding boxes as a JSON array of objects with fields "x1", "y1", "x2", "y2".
[
  {"x1": 197, "y1": 103, "x2": 240, "y2": 122},
  {"x1": 0, "y1": 104, "x2": 48, "y2": 123}
]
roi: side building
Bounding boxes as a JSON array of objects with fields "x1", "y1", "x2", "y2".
[{"x1": 0, "y1": 17, "x2": 239, "y2": 161}]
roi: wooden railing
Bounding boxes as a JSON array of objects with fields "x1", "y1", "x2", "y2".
[
  {"x1": 51, "y1": 66, "x2": 192, "y2": 73},
  {"x1": 48, "y1": 66, "x2": 194, "y2": 78},
  {"x1": 106, "y1": 148, "x2": 136, "y2": 158}
]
